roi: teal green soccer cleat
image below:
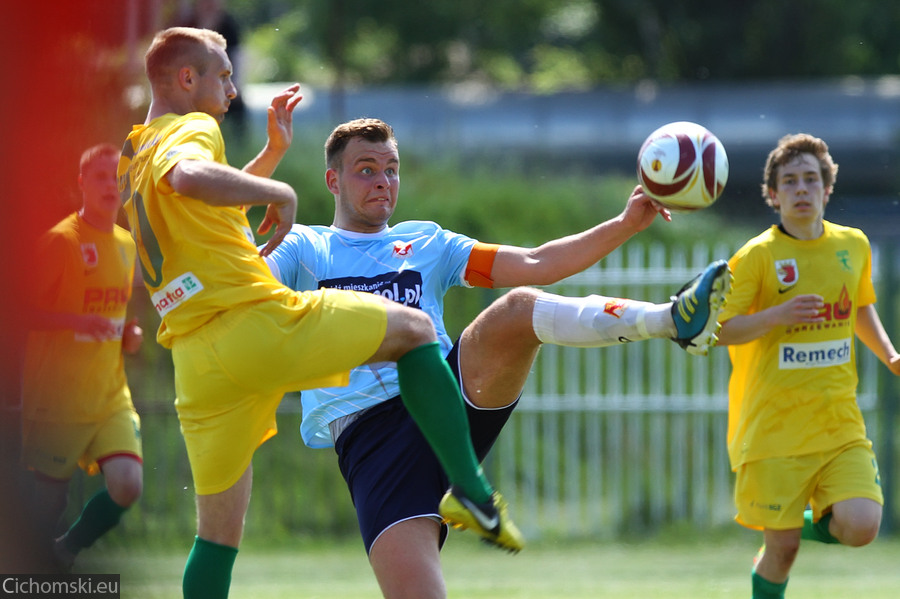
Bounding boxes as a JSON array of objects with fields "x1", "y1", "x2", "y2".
[{"x1": 671, "y1": 259, "x2": 732, "y2": 356}]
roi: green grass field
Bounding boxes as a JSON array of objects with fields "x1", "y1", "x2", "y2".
[{"x1": 81, "y1": 532, "x2": 900, "y2": 598}]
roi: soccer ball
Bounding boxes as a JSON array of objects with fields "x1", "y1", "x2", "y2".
[{"x1": 636, "y1": 121, "x2": 729, "y2": 211}]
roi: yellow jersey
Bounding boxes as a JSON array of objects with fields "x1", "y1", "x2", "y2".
[
  {"x1": 119, "y1": 112, "x2": 287, "y2": 348},
  {"x1": 721, "y1": 221, "x2": 876, "y2": 468},
  {"x1": 24, "y1": 213, "x2": 136, "y2": 422}
]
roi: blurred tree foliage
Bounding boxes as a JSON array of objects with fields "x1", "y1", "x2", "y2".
[{"x1": 224, "y1": 0, "x2": 900, "y2": 91}]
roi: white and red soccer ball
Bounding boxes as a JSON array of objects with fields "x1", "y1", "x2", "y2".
[{"x1": 637, "y1": 121, "x2": 729, "y2": 211}]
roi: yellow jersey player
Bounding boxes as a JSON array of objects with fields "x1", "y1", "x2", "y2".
[
  {"x1": 23, "y1": 143, "x2": 144, "y2": 572},
  {"x1": 120, "y1": 27, "x2": 522, "y2": 598},
  {"x1": 717, "y1": 133, "x2": 900, "y2": 599}
]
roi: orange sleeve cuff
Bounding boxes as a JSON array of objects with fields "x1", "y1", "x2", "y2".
[{"x1": 464, "y1": 242, "x2": 500, "y2": 288}]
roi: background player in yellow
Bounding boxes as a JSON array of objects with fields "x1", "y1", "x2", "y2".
[
  {"x1": 120, "y1": 27, "x2": 522, "y2": 599},
  {"x1": 23, "y1": 143, "x2": 144, "y2": 571},
  {"x1": 716, "y1": 133, "x2": 900, "y2": 599}
]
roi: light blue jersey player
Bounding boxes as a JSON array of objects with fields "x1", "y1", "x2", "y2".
[
  {"x1": 265, "y1": 118, "x2": 732, "y2": 599},
  {"x1": 266, "y1": 221, "x2": 478, "y2": 448}
]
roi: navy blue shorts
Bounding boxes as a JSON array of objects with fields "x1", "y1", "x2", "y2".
[{"x1": 333, "y1": 339, "x2": 516, "y2": 553}]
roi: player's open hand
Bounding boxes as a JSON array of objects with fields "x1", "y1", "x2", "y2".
[
  {"x1": 266, "y1": 84, "x2": 303, "y2": 154},
  {"x1": 257, "y1": 190, "x2": 298, "y2": 257},
  {"x1": 777, "y1": 294, "x2": 826, "y2": 325}
]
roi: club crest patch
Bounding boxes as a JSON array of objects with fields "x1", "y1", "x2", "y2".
[
  {"x1": 81, "y1": 243, "x2": 99, "y2": 268},
  {"x1": 775, "y1": 258, "x2": 798, "y2": 288}
]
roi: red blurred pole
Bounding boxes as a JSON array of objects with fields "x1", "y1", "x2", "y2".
[{"x1": 0, "y1": 1, "x2": 132, "y2": 571}]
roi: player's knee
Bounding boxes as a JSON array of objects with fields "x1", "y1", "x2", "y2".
[
  {"x1": 393, "y1": 306, "x2": 437, "y2": 346},
  {"x1": 107, "y1": 475, "x2": 143, "y2": 507},
  {"x1": 833, "y1": 499, "x2": 882, "y2": 547},
  {"x1": 486, "y1": 287, "x2": 539, "y2": 329},
  {"x1": 840, "y1": 518, "x2": 880, "y2": 547}
]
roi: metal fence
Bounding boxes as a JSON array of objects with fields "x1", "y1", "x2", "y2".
[{"x1": 73, "y1": 240, "x2": 896, "y2": 543}]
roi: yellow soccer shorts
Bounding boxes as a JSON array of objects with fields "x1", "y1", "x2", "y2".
[
  {"x1": 22, "y1": 407, "x2": 143, "y2": 480},
  {"x1": 734, "y1": 440, "x2": 883, "y2": 531},
  {"x1": 172, "y1": 287, "x2": 387, "y2": 496}
]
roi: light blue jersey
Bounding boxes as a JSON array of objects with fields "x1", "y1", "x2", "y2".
[{"x1": 265, "y1": 221, "x2": 477, "y2": 447}]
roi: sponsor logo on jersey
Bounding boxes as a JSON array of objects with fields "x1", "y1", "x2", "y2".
[
  {"x1": 81, "y1": 243, "x2": 99, "y2": 268},
  {"x1": 392, "y1": 241, "x2": 414, "y2": 258},
  {"x1": 603, "y1": 299, "x2": 627, "y2": 318},
  {"x1": 785, "y1": 284, "x2": 853, "y2": 334},
  {"x1": 779, "y1": 338, "x2": 851, "y2": 369},
  {"x1": 151, "y1": 272, "x2": 204, "y2": 317},
  {"x1": 321, "y1": 271, "x2": 424, "y2": 308},
  {"x1": 84, "y1": 286, "x2": 131, "y2": 313},
  {"x1": 775, "y1": 258, "x2": 797, "y2": 293}
]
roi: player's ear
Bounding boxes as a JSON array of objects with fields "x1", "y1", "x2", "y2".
[
  {"x1": 177, "y1": 66, "x2": 194, "y2": 91},
  {"x1": 325, "y1": 168, "x2": 339, "y2": 195}
]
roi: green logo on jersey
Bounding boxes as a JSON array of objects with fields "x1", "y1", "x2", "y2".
[{"x1": 836, "y1": 250, "x2": 852, "y2": 271}]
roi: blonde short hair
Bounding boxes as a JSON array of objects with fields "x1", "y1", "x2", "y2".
[{"x1": 145, "y1": 27, "x2": 227, "y2": 87}]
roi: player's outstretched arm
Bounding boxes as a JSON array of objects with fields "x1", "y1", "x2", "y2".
[
  {"x1": 488, "y1": 186, "x2": 670, "y2": 288},
  {"x1": 855, "y1": 304, "x2": 900, "y2": 375},
  {"x1": 243, "y1": 83, "x2": 303, "y2": 178}
]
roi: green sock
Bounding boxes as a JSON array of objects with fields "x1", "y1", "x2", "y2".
[
  {"x1": 183, "y1": 536, "x2": 239, "y2": 599},
  {"x1": 63, "y1": 489, "x2": 128, "y2": 552},
  {"x1": 397, "y1": 342, "x2": 493, "y2": 503},
  {"x1": 801, "y1": 510, "x2": 839, "y2": 544},
  {"x1": 752, "y1": 571, "x2": 788, "y2": 599}
]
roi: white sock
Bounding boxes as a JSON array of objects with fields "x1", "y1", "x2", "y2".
[{"x1": 532, "y1": 293, "x2": 676, "y2": 347}]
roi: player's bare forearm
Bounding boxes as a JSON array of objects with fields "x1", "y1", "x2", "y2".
[
  {"x1": 855, "y1": 304, "x2": 900, "y2": 374},
  {"x1": 169, "y1": 160, "x2": 296, "y2": 209},
  {"x1": 490, "y1": 203, "x2": 659, "y2": 288},
  {"x1": 718, "y1": 295, "x2": 825, "y2": 346},
  {"x1": 243, "y1": 84, "x2": 303, "y2": 178}
]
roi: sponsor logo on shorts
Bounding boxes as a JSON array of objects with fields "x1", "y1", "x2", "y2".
[
  {"x1": 151, "y1": 272, "x2": 204, "y2": 317},
  {"x1": 750, "y1": 500, "x2": 782, "y2": 512},
  {"x1": 779, "y1": 339, "x2": 851, "y2": 370}
]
